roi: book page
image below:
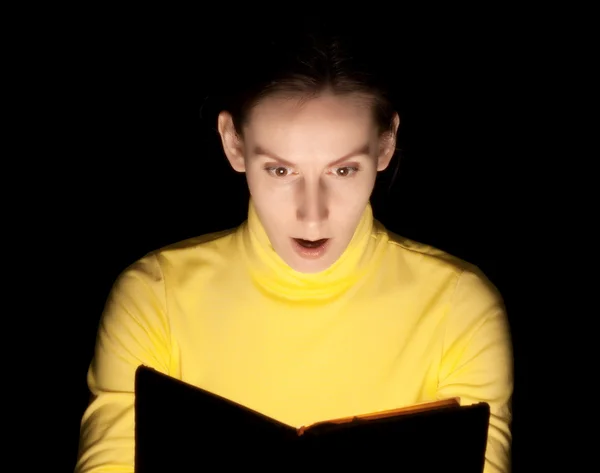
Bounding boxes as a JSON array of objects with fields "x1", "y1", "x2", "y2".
[{"x1": 298, "y1": 397, "x2": 460, "y2": 436}]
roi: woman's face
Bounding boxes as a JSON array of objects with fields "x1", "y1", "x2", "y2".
[{"x1": 219, "y1": 92, "x2": 398, "y2": 273}]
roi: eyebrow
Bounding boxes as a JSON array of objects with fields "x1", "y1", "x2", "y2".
[{"x1": 251, "y1": 144, "x2": 371, "y2": 167}]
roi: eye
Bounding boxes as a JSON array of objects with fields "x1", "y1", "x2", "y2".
[
  {"x1": 265, "y1": 166, "x2": 293, "y2": 178},
  {"x1": 334, "y1": 166, "x2": 359, "y2": 177}
]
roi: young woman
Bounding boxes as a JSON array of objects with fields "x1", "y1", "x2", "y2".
[{"x1": 76, "y1": 27, "x2": 512, "y2": 473}]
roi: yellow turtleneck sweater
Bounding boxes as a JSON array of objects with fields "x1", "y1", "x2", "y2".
[{"x1": 76, "y1": 201, "x2": 512, "y2": 473}]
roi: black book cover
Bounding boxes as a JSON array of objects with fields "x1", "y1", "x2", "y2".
[{"x1": 135, "y1": 365, "x2": 489, "y2": 472}]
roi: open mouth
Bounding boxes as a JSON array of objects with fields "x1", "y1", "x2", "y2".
[
  {"x1": 294, "y1": 238, "x2": 328, "y2": 248},
  {"x1": 291, "y1": 238, "x2": 330, "y2": 259}
]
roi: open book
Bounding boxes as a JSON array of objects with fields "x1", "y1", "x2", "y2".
[{"x1": 134, "y1": 365, "x2": 489, "y2": 472}]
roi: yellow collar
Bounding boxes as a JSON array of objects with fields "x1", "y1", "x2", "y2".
[{"x1": 237, "y1": 199, "x2": 386, "y2": 301}]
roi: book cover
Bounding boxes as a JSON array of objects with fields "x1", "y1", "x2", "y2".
[{"x1": 135, "y1": 365, "x2": 489, "y2": 472}]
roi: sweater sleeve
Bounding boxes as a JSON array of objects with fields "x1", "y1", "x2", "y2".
[
  {"x1": 75, "y1": 254, "x2": 173, "y2": 473},
  {"x1": 437, "y1": 267, "x2": 513, "y2": 473}
]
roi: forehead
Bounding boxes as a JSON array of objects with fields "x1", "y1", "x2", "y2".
[{"x1": 242, "y1": 93, "x2": 378, "y2": 153}]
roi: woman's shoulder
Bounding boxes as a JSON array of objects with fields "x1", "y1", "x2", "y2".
[
  {"x1": 378, "y1": 225, "x2": 501, "y2": 302},
  {"x1": 379, "y1": 224, "x2": 472, "y2": 274},
  {"x1": 123, "y1": 226, "x2": 240, "y2": 277},
  {"x1": 157, "y1": 227, "x2": 239, "y2": 253}
]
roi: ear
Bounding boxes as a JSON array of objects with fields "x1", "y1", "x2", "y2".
[
  {"x1": 217, "y1": 111, "x2": 246, "y2": 172},
  {"x1": 376, "y1": 113, "x2": 400, "y2": 172}
]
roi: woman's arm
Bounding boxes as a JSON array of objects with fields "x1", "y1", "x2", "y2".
[
  {"x1": 75, "y1": 254, "x2": 173, "y2": 473},
  {"x1": 437, "y1": 268, "x2": 514, "y2": 473}
]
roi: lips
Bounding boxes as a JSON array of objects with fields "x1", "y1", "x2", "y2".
[{"x1": 291, "y1": 237, "x2": 331, "y2": 259}]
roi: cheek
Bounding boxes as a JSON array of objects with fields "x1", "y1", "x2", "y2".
[
  {"x1": 244, "y1": 169, "x2": 269, "y2": 198},
  {"x1": 245, "y1": 168, "x2": 292, "y2": 203},
  {"x1": 330, "y1": 177, "x2": 376, "y2": 203},
  {"x1": 245, "y1": 173, "x2": 289, "y2": 223}
]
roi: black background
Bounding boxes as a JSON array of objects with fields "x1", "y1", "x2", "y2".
[{"x1": 33, "y1": 8, "x2": 558, "y2": 472}]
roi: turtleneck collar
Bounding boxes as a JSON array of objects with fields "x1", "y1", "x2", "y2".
[{"x1": 236, "y1": 199, "x2": 386, "y2": 301}]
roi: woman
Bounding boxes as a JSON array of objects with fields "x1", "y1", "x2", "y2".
[{"x1": 75, "y1": 27, "x2": 512, "y2": 473}]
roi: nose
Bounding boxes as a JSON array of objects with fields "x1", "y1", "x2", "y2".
[{"x1": 296, "y1": 178, "x2": 329, "y2": 227}]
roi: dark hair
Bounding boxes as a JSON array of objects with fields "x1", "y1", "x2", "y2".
[
  {"x1": 204, "y1": 21, "x2": 402, "y2": 194},
  {"x1": 214, "y1": 25, "x2": 398, "y2": 137}
]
